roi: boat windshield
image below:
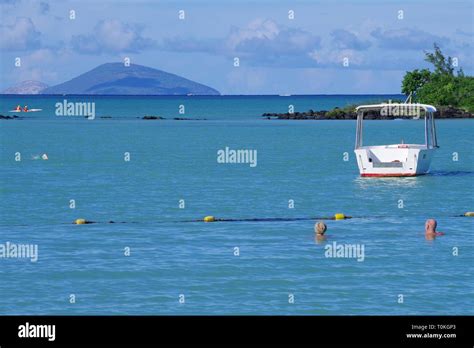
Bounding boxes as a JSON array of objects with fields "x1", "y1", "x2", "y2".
[{"x1": 361, "y1": 118, "x2": 427, "y2": 147}]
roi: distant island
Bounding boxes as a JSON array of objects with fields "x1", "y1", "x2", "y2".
[
  {"x1": 2, "y1": 80, "x2": 49, "y2": 95},
  {"x1": 2, "y1": 63, "x2": 220, "y2": 96}
]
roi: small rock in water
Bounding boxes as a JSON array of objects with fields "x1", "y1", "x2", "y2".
[{"x1": 142, "y1": 115, "x2": 165, "y2": 120}]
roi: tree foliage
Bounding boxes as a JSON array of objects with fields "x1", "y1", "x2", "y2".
[
  {"x1": 424, "y1": 43, "x2": 455, "y2": 76},
  {"x1": 401, "y1": 44, "x2": 474, "y2": 112},
  {"x1": 401, "y1": 69, "x2": 431, "y2": 97}
]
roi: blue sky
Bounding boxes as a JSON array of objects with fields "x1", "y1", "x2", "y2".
[{"x1": 0, "y1": 0, "x2": 472, "y2": 94}]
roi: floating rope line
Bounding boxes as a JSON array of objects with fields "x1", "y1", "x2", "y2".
[
  {"x1": 0, "y1": 212, "x2": 470, "y2": 227},
  {"x1": 195, "y1": 214, "x2": 351, "y2": 223},
  {"x1": 70, "y1": 212, "x2": 473, "y2": 225},
  {"x1": 72, "y1": 214, "x2": 351, "y2": 225}
]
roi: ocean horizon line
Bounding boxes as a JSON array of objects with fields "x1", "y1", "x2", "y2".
[{"x1": 0, "y1": 93, "x2": 404, "y2": 98}]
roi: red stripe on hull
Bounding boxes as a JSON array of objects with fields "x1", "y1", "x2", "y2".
[{"x1": 361, "y1": 173, "x2": 420, "y2": 177}]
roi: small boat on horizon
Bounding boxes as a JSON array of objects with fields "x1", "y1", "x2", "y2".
[{"x1": 354, "y1": 103, "x2": 439, "y2": 177}]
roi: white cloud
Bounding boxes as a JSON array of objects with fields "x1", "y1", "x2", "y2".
[
  {"x1": 16, "y1": 67, "x2": 57, "y2": 83},
  {"x1": 5, "y1": 48, "x2": 68, "y2": 85},
  {"x1": 0, "y1": 17, "x2": 41, "y2": 51},
  {"x1": 330, "y1": 29, "x2": 371, "y2": 50},
  {"x1": 71, "y1": 19, "x2": 156, "y2": 54},
  {"x1": 226, "y1": 19, "x2": 280, "y2": 52},
  {"x1": 163, "y1": 19, "x2": 321, "y2": 67},
  {"x1": 28, "y1": 48, "x2": 55, "y2": 63},
  {"x1": 309, "y1": 48, "x2": 365, "y2": 67},
  {"x1": 371, "y1": 27, "x2": 450, "y2": 50}
]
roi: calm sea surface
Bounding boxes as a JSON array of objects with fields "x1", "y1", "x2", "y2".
[{"x1": 0, "y1": 95, "x2": 473, "y2": 315}]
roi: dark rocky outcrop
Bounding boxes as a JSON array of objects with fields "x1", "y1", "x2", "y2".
[
  {"x1": 263, "y1": 106, "x2": 474, "y2": 120},
  {"x1": 435, "y1": 106, "x2": 474, "y2": 119},
  {"x1": 142, "y1": 115, "x2": 165, "y2": 120}
]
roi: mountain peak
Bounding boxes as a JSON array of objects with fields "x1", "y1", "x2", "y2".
[{"x1": 40, "y1": 63, "x2": 220, "y2": 95}]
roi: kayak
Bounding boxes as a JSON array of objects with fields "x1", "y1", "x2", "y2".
[{"x1": 9, "y1": 109, "x2": 42, "y2": 112}]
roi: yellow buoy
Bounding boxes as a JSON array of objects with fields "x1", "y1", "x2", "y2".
[
  {"x1": 465, "y1": 212, "x2": 474, "y2": 217},
  {"x1": 75, "y1": 218, "x2": 86, "y2": 225},
  {"x1": 203, "y1": 216, "x2": 215, "y2": 222},
  {"x1": 334, "y1": 213, "x2": 345, "y2": 220}
]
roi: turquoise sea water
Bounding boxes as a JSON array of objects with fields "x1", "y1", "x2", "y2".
[
  {"x1": 0, "y1": 95, "x2": 473, "y2": 315},
  {"x1": 0, "y1": 94, "x2": 404, "y2": 120}
]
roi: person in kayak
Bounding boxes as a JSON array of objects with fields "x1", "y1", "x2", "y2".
[
  {"x1": 23, "y1": 105, "x2": 28, "y2": 112},
  {"x1": 425, "y1": 219, "x2": 444, "y2": 240},
  {"x1": 15, "y1": 105, "x2": 21, "y2": 111}
]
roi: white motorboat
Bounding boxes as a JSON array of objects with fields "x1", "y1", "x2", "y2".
[{"x1": 354, "y1": 103, "x2": 438, "y2": 177}]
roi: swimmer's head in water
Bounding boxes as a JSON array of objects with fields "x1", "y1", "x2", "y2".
[
  {"x1": 425, "y1": 219, "x2": 437, "y2": 233},
  {"x1": 315, "y1": 221, "x2": 327, "y2": 235}
]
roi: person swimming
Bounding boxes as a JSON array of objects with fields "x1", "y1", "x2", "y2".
[
  {"x1": 425, "y1": 219, "x2": 444, "y2": 240},
  {"x1": 314, "y1": 221, "x2": 327, "y2": 243}
]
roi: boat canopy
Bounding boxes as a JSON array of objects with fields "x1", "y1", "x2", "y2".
[
  {"x1": 356, "y1": 103, "x2": 437, "y2": 113},
  {"x1": 355, "y1": 102, "x2": 438, "y2": 149}
]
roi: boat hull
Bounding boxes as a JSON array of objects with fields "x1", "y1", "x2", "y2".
[
  {"x1": 361, "y1": 173, "x2": 420, "y2": 177},
  {"x1": 355, "y1": 145, "x2": 435, "y2": 177}
]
